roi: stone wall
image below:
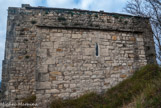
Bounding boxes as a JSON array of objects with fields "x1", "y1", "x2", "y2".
[
  {"x1": 2, "y1": 5, "x2": 37, "y2": 102},
  {"x1": 1, "y1": 4, "x2": 156, "y2": 108},
  {"x1": 36, "y1": 28, "x2": 149, "y2": 107}
]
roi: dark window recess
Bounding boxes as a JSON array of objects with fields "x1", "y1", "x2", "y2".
[{"x1": 96, "y1": 43, "x2": 99, "y2": 56}]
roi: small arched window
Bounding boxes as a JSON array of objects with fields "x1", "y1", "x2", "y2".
[{"x1": 95, "y1": 43, "x2": 99, "y2": 56}]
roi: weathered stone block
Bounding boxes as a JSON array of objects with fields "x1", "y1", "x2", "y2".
[
  {"x1": 70, "y1": 84, "x2": 76, "y2": 88},
  {"x1": 136, "y1": 38, "x2": 144, "y2": 42},
  {"x1": 112, "y1": 36, "x2": 117, "y2": 40},
  {"x1": 37, "y1": 49, "x2": 47, "y2": 57},
  {"x1": 70, "y1": 93, "x2": 77, "y2": 97},
  {"x1": 53, "y1": 33, "x2": 63, "y2": 37},
  {"x1": 120, "y1": 74, "x2": 127, "y2": 78},
  {"x1": 18, "y1": 56, "x2": 23, "y2": 60},
  {"x1": 41, "y1": 42, "x2": 53, "y2": 48},
  {"x1": 13, "y1": 48, "x2": 20, "y2": 51},
  {"x1": 50, "y1": 76, "x2": 57, "y2": 81},
  {"x1": 84, "y1": 48, "x2": 93, "y2": 55},
  {"x1": 128, "y1": 54, "x2": 135, "y2": 58},
  {"x1": 40, "y1": 74, "x2": 49, "y2": 81},
  {"x1": 37, "y1": 82, "x2": 51, "y2": 89},
  {"x1": 129, "y1": 37, "x2": 136, "y2": 41},
  {"x1": 42, "y1": 57, "x2": 55, "y2": 64},
  {"x1": 50, "y1": 71, "x2": 62, "y2": 76},
  {"x1": 46, "y1": 89, "x2": 59, "y2": 94},
  {"x1": 56, "y1": 48, "x2": 63, "y2": 52},
  {"x1": 38, "y1": 65, "x2": 48, "y2": 73},
  {"x1": 72, "y1": 34, "x2": 82, "y2": 38}
]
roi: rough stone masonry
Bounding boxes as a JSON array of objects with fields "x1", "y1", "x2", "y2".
[{"x1": 1, "y1": 4, "x2": 156, "y2": 107}]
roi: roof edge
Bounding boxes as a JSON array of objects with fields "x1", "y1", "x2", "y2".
[{"x1": 8, "y1": 4, "x2": 150, "y2": 19}]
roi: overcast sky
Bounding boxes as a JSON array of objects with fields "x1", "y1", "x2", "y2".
[{"x1": 0, "y1": 0, "x2": 128, "y2": 80}]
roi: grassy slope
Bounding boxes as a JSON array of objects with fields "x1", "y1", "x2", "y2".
[{"x1": 50, "y1": 64, "x2": 161, "y2": 108}]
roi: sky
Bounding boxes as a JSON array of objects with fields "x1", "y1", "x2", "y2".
[{"x1": 0, "y1": 0, "x2": 129, "y2": 80}]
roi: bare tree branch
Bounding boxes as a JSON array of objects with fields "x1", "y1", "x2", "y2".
[{"x1": 124, "y1": 0, "x2": 161, "y2": 63}]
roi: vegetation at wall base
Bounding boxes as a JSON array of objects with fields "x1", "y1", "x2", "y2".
[
  {"x1": 50, "y1": 64, "x2": 161, "y2": 108},
  {"x1": 20, "y1": 95, "x2": 36, "y2": 108},
  {"x1": 22, "y1": 95, "x2": 36, "y2": 103}
]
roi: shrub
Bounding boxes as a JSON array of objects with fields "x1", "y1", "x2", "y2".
[
  {"x1": 22, "y1": 95, "x2": 36, "y2": 103},
  {"x1": 21, "y1": 95, "x2": 36, "y2": 108}
]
